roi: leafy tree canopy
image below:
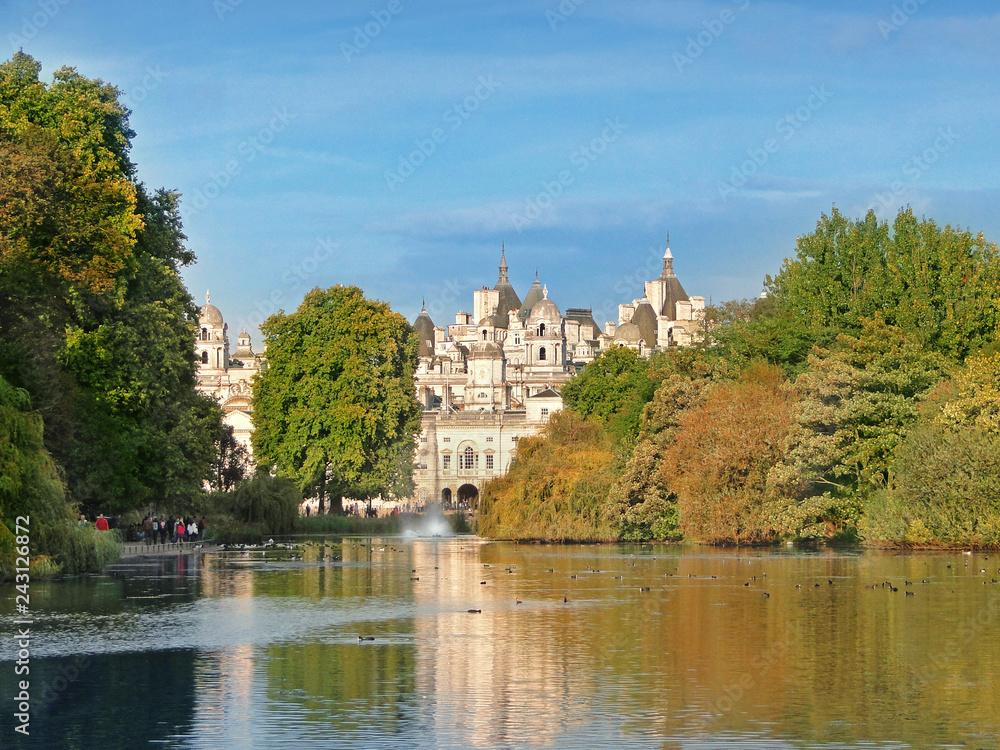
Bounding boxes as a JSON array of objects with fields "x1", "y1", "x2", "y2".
[
  {"x1": 252, "y1": 285, "x2": 421, "y2": 513},
  {"x1": 767, "y1": 206, "x2": 1000, "y2": 361},
  {"x1": 561, "y1": 345, "x2": 660, "y2": 441},
  {"x1": 0, "y1": 53, "x2": 219, "y2": 518}
]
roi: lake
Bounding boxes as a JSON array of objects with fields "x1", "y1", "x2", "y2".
[{"x1": 2, "y1": 537, "x2": 999, "y2": 749}]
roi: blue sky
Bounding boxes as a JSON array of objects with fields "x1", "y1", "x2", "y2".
[{"x1": 6, "y1": 0, "x2": 1000, "y2": 339}]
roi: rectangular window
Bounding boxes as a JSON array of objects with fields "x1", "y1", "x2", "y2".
[
  {"x1": 541, "y1": 408, "x2": 549, "y2": 417},
  {"x1": 486, "y1": 454, "x2": 494, "y2": 469},
  {"x1": 442, "y1": 455, "x2": 451, "y2": 469},
  {"x1": 443, "y1": 437, "x2": 451, "y2": 443},
  {"x1": 486, "y1": 436, "x2": 493, "y2": 442},
  {"x1": 420, "y1": 436, "x2": 427, "y2": 443}
]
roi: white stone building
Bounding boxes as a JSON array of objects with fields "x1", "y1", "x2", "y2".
[
  {"x1": 410, "y1": 243, "x2": 702, "y2": 507},
  {"x1": 194, "y1": 292, "x2": 263, "y2": 456},
  {"x1": 194, "y1": 241, "x2": 703, "y2": 506}
]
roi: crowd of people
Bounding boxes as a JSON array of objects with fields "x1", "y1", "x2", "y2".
[{"x1": 126, "y1": 515, "x2": 206, "y2": 545}]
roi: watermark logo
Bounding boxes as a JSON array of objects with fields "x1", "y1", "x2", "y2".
[
  {"x1": 8, "y1": 0, "x2": 72, "y2": 49},
  {"x1": 867, "y1": 126, "x2": 958, "y2": 215},
  {"x1": 341, "y1": 0, "x2": 407, "y2": 62},
  {"x1": 511, "y1": 117, "x2": 627, "y2": 232},
  {"x1": 547, "y1": 0, "x2": 586, "y2": 31},
  {"x1": 718, "y1": 85, "x2": 832, "y2": 197},
  {"x1": 673, "y1": 0, "x2": 751, "y2": 73},
  {"x1": 385, "y1": 76, "x2": 500, "y2": 191},
  {"x1": 878, "y1": 0, "x2": 930, "y2": 40},
  {"x1": 187, "y1": 107, "x2": 296, "y2": 214}
]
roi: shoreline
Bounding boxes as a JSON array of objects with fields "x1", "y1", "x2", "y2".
[{"x1": 117, "y1": 541, "x2": 221, "y2": 560}]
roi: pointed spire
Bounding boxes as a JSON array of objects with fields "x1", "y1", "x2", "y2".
[
  {"x1": 206, "y1": 290, "x2": 211, "y2": 304},
  {"x1": 497, "y1": 245, "x2": 510, "y2": 284},
  {"x1": 661, "y1": 235, "x2": 675, "y2": 279},
  {"x1": 421, "y1": 297, "x2": 427, "y2": 312}
]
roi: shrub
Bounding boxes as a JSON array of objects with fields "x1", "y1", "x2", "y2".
[
  {"x1": 34, "y1": 521, "x2": 121, "y2": 574},
  {"x1": 862, "y1": 423, "x2": 1000, "y2": 547},
  {"x1": 479, "y1": 411, "x2": 617, "y2": 541},
  {"x1": 296, "y1": 514, "x2": 400, "y2": 535}
]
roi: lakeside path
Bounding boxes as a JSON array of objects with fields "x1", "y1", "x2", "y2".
[{"x1": 118, "y1": 541, "x2": 222, "y2": 559}]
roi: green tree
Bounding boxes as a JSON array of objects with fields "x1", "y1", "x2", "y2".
[
  {"x1": 0, "y1": 53, "x2": 219, "y2": 517},
  {"x1": 561, "y1": 346, "x2": 659, "y2": 441},
  {"x1": 229, "y1": 472, "x2": 301, "y2": 535},
  {"x1": 252, "y1": 286, "x2": 421, "y2": 513},
  {"x1": 0, "y1": 372, "x2": 65, "y2": 536},
  {"x1": 208, "y1": 424, "x2": 253, "y2": 492},
  {"x1": 793, "y1": 320, "x2": 947, "y2": 501},
  {"x1": 706, "y1": 296, "x2": 816, "y2": 376},
  {"x1": 55, "y1": 188, "x2": 220, "y2": 514},
  {"x1": 937, "y1": 351, "x2": 1000, "y2": 433},
  {"x1": 768, "y1": 206, "x2": 1000, "y2": 361}
]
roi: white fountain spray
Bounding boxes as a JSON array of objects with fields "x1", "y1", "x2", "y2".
[{"x1": 402, "y1": 503, "x2": 453, "y2": 538}]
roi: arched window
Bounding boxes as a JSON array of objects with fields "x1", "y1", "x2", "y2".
[
  {"x1": 460, "y1": 446, "x2": 478, "y2": 470},
  {"x1": 539, "y1": 346, "x2": 547, "y2": 361},
  {"x1": 201, "y1": 327, "x2": 207, "y2": 340},
  {"x1": 539, "y1": 323, "x2": 546, "y2": 336},
  {"x1": 482, "y1": 329, "x2": 488, "y2": 340},
  {"x1": 201, "y1": 351, "x2": 208, "y2": 364}
]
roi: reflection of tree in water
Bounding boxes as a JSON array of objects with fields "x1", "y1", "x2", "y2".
[
  {"x1": 265, "y1": 640, "x2": 418, "y2": 734},
  {"x1": 0, "y1": 649, "x2": 197, "y2": 749}
]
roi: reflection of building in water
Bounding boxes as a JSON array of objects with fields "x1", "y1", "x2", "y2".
[
  {"x1": 409, "y1": 541, "x2": 582, "y2": 747},
  {"x1": 190, "y1": 561, "x2": 257, "y2": 743}
]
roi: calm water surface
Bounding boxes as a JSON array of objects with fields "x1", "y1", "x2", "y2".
[{"x1": 2, "y1": 538, "x2": 999, "y2": 749}]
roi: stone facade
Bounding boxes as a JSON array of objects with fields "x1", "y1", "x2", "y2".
[
  {"x1": 411, "y1": 244, "x2": 701, "y2": 506},
  {"x1": 194, "y1": 292, "x2": 263, "y2": 456},
  {"x1": 194, "y1": 242, "x2": 702, "y2": 504}
]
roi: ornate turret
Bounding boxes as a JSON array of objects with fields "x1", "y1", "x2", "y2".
[
  {"x1": 196, "y1": 290, "x2": 229, "y2": 371},
  {"x1": 660, "y1": 240, "x2": 675, "y2": 279},
  {"x1": 492, "y1": 245, "x2": 522, "y2": 318},
  {"x1": 653, "y1": 238, "x2": 689, "y2": 320}
]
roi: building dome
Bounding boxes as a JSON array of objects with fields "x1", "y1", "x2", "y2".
[
  {"x1": 199, "y1": 291, "x2": 224, "y2": 327},
  {"x1": 613, "y1": 321, "x2": 642, "y2": 344},
  {"x1": 527, "y1": 286, "x2": 560, "y2": 325}
]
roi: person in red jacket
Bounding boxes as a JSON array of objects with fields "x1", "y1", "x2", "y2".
[{"x1": 95, "y1": 514, "x2": 109, "y2": 531}]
